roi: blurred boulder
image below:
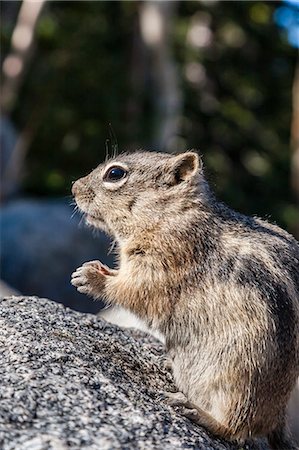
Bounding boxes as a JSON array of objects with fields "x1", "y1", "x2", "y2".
[
  {"x1": 0, "y1": 199, "x2": 114, "y2": 312},
  {"x1": 0, "y1": 295, "x2": 266, "y2": 450}
]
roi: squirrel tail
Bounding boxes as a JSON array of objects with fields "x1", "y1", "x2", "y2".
[{"x1": 267, "y1": 418, "x2": 298, "y2": 450}]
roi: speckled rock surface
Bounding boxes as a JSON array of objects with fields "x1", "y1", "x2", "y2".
[{"x1": 0, "y1": 296, "x2": 266, "y2": 450}]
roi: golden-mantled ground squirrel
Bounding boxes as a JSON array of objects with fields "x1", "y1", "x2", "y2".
[{"x1": 71, "y1": 151, "x2": 299, "y2": 449}]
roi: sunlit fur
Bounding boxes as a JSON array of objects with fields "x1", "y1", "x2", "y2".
[{"x1": 72, "y1": 151, "x2": 299, "y2": 449}]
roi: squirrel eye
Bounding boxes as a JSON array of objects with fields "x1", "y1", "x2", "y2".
[{"x1": 104, "y1": 166, "x2": 127, "y2": 182}]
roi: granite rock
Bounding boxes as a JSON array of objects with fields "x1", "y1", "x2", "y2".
[{"x1": 0, "y1": 296, "x2": 267, "y2": 450}]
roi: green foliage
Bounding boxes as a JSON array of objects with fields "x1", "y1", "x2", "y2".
[
  {"x1": 5, "y1": 1, "x2": 298, "y2": 231},
  {"x1": 175, "y1": 1, "x2": 298, "y2": 231}
]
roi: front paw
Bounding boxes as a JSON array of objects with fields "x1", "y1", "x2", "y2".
[{"x1": 71, "y1": 260, "x2": 115, "y2": 297}]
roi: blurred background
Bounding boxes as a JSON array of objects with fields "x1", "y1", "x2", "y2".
[{"x1": 1, "y1": 0, "x2": 299, "y2": 313}]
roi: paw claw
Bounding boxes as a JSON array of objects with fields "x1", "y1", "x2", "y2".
[
  {"x1": 71, "y1": 271, "x2": 82, "y2": 279},
  {"x1": 77, "y1": 286, "x2": 90, "y2": 294},
  {"x1": 82, "y1": 260, "x2": 102, "y2": 269},
  {"x1": 81, "y1": 260, "x2": 116, "y2": 277},
  {"x1": 164, "y1": 391, "x2": 189, "y2": 406},
  {"x1": 71, "y1": 277, "x2": 84, "y2": 288},
  {"x1": 70, "y1": 261, "x2": 113, "y2": 297},
  {"x1": 181, "y1": 407, "x2": 199, "y2": 421}
]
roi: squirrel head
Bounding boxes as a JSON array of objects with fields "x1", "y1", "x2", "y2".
[{"x1": 72, "y1": 151, "x2": 205, "y2": 239}]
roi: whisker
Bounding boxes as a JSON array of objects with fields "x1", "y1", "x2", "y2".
[
  {"x1": 108, "y1": 239, "x2": 117, "y2": 255},
  {"x1": 91, "y1": 226, "x2": 101, "y2": 238},
  {"x1": 101, "y1": 302, "x2": 112, "y2": 311},
  {"x1": 71, "y1": 205, "x2": 80, "y2": 219},
  {"x1": 105, "y1": 139, "x2": 110, "y2": 162},
  {"x1": 109, "y1": 122, "x2": 119, "y2": 158},
  {"x1": 78, "y1": 213, "x2": 86, "y2": 228},
  {"x1": 65, "y1": 194, "x2": 74, "y2": 203}
]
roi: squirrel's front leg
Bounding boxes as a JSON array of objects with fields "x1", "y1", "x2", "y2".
[{"x1": 71, "y1": 260, "x2": 117, "y2": 299}]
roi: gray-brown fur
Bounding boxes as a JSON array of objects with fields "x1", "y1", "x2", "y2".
[{"x1": 71, "y1": 151, "x2": 299, "y2": 449}]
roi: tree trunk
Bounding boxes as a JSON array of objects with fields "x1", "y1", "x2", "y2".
[{"x1": 139, "y1": 1, "x2": 182, "y2": 152}]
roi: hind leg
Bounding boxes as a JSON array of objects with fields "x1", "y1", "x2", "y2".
[{"x1": 164, "y1": 391, "x2": 233, "y2": 440}]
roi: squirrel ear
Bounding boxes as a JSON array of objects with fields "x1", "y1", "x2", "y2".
[{"x1": 170, "y1": 151, "x2": 201, "y2": 184}]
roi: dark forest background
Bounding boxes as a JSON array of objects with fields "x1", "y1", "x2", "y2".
[{"x1": 1, "y1": 1, "x2": 298, "y2": 232}]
